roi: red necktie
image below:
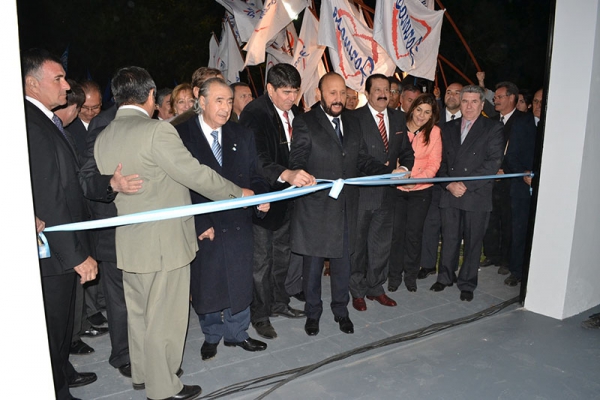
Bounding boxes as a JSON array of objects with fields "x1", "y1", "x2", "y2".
[
  {"x1": 283, "y1": 111, "x2": 292, "y2": 140},
  {"x1": 377, "y1": 112, "x2": 389, "y2": 152}
]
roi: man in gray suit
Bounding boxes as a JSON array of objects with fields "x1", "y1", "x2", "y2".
[{"x1": 94, "y1": 66, "x2": 251, "y2": 400}]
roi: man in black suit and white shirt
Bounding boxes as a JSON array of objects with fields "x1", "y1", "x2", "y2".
[
  {"x1": 350, "y1": 74, "x2": 414, "y2": 310},
  {"x1": 430, "y1": 85, "x2": 504, "y2": 301},
  {"x1": 23, "y1": 48, "x2": 98, "y2": 400}
]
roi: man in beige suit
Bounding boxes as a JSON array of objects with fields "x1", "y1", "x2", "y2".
[{"x1": 94, "y1": 66, "x2": 252, "y2": 400}]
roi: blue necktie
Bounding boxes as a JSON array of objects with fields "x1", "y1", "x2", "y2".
[
  {"x1": 211, "y1": 130, "x2": 222, "y2": 166},
  {"x1": 333, "y1": 117, "x2": 343, "y2": 144},
  {"x1": 52, "y1": 114, "x2": 69, "y2": 140}
]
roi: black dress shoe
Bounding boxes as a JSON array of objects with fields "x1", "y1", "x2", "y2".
[
  {"x1": 304, "y1": 318, "x2": 319, "y2": 336},
  {"x1": 292, "y1": 291, "x2": 306, "y2": 302},
  {"x1": 118, "y1": 363, "x2": 131, "y2": 378},
  {"x1": 504, "y1": 275, "x2": 521, "y2": 286},
  {"x1": 68, "y1": 372, "x2": 97, "y2": 388},
  {"x1": 70, "y1": 339, "x2": 94, "y2": 355},
  {"x1": 133, "y1": 369, "x2": 183, "y2": 390},
  {"x1": 224, "y1": 337, "x2": 267, "y2": 352},
  {"x1": 81, "y1": 326, "x2": 109, "y2": 337},
  {"x1": 253, "y1": 320, "x2": 277, "y2": 339},
  {"x1": 271, "y1": 306, "x2": 305, "y2": 318},
  {"x1": 498, "y1": 266, "x2": 510, "y2": 275},
  {"x1": 334, "y1": 316, "x2": 354, "y2": 334},
  {"x1": 430, "y1": 282, "x2": 450, "y2": 292},
  {"x1": 406, "y1": 284, "x2": 417, "y2": 292},
  {"x1": 460, "y1": 291, "x2": 474, "y2": 301},
  {"x1": 417, "y1": 268, "x2": 436, "y2": 279},
  {"x1": 387, "y1": 283, "x2": 399, "y2": 292},
  {"x1": 479, "y1": 258, "x2": 494, "y2": 267},
  {"x1": 201, "y1": 341, "x2": 218, "y2": 360},
  {"x1": 148, "y1": 384, "x2": 202, "y2": 400},
  {"x1": 88, "y1": 311, "x2": 108, "y2": 327}
]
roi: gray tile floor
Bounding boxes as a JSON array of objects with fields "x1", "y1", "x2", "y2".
[{"x1": 71, "y1": 266, "x2": 600, "y2": 399}]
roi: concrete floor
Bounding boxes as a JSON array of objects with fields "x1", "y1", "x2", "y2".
[{"x1": 70, "y1": 266, "x2": 600, "y2": 399}]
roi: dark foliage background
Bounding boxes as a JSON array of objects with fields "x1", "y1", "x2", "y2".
[{"x1": 16, "y1": 0, "x2": 551, "y2": 97}]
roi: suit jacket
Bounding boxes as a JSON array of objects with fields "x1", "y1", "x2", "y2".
[
  {"x1": 79, "y1": 105, "x2": 118, "y2": 262},
  {"x1": 66, "y1": 117, "x2": 88, "y2": 158},
  {"x1": 289, "y1": 107, "x2": 390, "y2": 258},
  {"x1": 94, "y1": 107, "x2": 243, "y2": 274},
  {"x1": 239, "y1": 94, "x2": 302, "y2": 230},
  {"x1": 177, "y1": 117, "x2": 269, "y2": 314},
  {"x1": 438, "y1": 116, "x2": 505, "y2": 212},
  {"x1": 351, "y1": 105, "x2": 414, "y2": 210},
  {"x1": 25, "y1": 100, "x2": 92, "y2": 276},
  {"x1": 503, "y1": 111, "x2": 537, "y2": 198}
]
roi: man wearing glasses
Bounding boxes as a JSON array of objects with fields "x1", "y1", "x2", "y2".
[{"x1": 67, "y1": 80, "x2": 102, "y2": 155}]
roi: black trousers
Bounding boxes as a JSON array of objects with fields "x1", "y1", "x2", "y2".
[
  {"x1": 439, "y1": 207, "x2": 490, "y2": 292},
  {"x1": 420, "y1": 185, "x2": 442, "y2": 270},
  {"x1": 251, "y1": 217, "x2": 292, "y2": 324},
  {"x1": 302, "y1": 218, "x2": 351, "y2": 320},
  {"x1": 99, "y1": 260, "x2": 130, "y2": 368},
  {"x1": 483, "y1": 180, "x2": 511, "y2": 265},
  {"x1": 389, "y1": 187, "x2": 433, "y2": 287},
  {"x1": 42, "y1": 272, "x2": 78, "y2": 400},
  {"x1": 509, "y1": 196, "x2": 531, "y2": 279}
]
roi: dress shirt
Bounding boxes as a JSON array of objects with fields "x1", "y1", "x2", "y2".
[
  {"x1": 500, "y1": 108, "x2": 516, "y2": 124},
  {"x1": 446, "y1": 109, "x2": 461, "y2": 121},
  {"x1": 321, "y1": 106, "x2": 344, "y2": 136},
  {"x1": 199, "y1": 115, "x2": 222, "y2": 147},
  {"x1": 272, "y1": 101, "x2": 293, "y2": 149},
  {"x1": 367, "y1": 104, "x2": 389, "y2": 142},
  {"x1": 25, "y1": 96, "x2": 54, "y2": 121}
]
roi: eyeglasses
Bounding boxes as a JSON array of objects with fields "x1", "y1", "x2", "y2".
[
  {"x1": 493, "y1": 94, "x2": 510, "y2": 101},
  {"x1": 81, "y1": 104, "x2": 101, "y2": 112},
  {"x1": 390, "y1": 89, "x2": 400, "y2": 94}
]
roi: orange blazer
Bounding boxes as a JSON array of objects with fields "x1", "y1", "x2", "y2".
[{"x1": 399, "y1": 124, "x2": 442, "y2": 191}]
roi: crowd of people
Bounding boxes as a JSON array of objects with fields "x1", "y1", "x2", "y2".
[{"x1": 24, "y1": 47, "x2": 539, "y2": 400}]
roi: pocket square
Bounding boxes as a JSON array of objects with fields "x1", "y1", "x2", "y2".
[{"x1": 395, "y1": 131, "x2": 404, "y2": 135}]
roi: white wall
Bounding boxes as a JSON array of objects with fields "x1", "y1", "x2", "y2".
[
  {"x1": 1, "y1": 1, "x2": 55, "y2": 398},
  {"x1": 525, "y1": 0, "x2": 600, "y2": 319}
]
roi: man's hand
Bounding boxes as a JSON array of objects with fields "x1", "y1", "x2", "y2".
[
  {"x1": 198, "y1": 227, "x2": 215, "y2": 241},
  {"x1": 110, "y1": 163, "x2": 143, "y2": 194},
  {"x1": 496, "y1": 168, "x2": 505, "y2": 175},
  {"x1": 35, "y1": 217, "x2": 45, "y2": 234},
  {"x1": 242, "y1": 188, "x2": 255, "y2": 197},
  {"x1": 433, "y1": 86, "x2": 441, "y2": 99},
  {"x1": 523, "y1": 170, "x2": 532, "y2": 186},
  {"x1": 447, "y1": 182, "x2": 467, "y2": 198},
  {"x1": 476, "y1": 71, "x2": 486, "y2": 86},
  {"x1": 280, "y1": 169, "x2": 316, "y2": 187},
  {"x1": 73, "y1": 256, "x2": 98, "y2": 284},
  {"x1": 257, "y1": 203, "x2": 270, "y2": 213}
]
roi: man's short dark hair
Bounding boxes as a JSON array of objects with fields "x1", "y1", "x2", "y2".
[
  {"x1": 20, "y1": 48, "x2": 62, "y2": 86},
  {"x1": 365, "y1": 73, "x2": 389, "y2": 93},
  {"x1": 401, "y1": 83, "x2": 420, "y2": 94},
  {"x1": 156, "y1": 87, "x2": 172, "y2": 106},
  {"x1": 496, "y1": 81, "x2": 519, "y2": 98},
  {"x1": 66, "y1": 80, "x2": 86, "y2": 108},
  {"x1": 191, "y1": 67, "x2": 222, "y2": 91},
  {"x1": 230, "y1": 82, "x2": 250, "y2": 94},
  {"x1": 111, "y1": 66, "x2": 156, "y2": 106},
  {"x1": 388, "y1": 76, "x2": 401, "y2": 87},
  {"x1": 266, "y1": 64, "x2": 301, "y2": 89}
]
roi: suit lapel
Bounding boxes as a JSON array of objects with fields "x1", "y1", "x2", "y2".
[
  {"x1": 319, "y1": 108, "x2": 343, "y2": 149},
  {"x1": 460, "y1": 117, "x2": 485, "y2": 152}
]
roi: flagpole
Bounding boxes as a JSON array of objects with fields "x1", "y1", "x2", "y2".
[
  {"x1": 437, "y1": 58, "x2": 447, "y2": 88},
  {"x1": 438, "y1": 54, "x2": 474, "y2": 85},
  {"x1": 435, "y1": 0, "x2": 481, "y2": 72}
]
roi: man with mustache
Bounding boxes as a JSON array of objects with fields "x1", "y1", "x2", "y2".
[
  {"x1": 349, "y1": 74, "x2": 414, "y2": 311},
  {"x1": 289, "y1": 72, "x2": 409, "y2": 336}
]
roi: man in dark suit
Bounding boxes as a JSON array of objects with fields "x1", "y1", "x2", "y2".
[
  {"x1": 177, "y1": 77, "x2": 270, "y2": 360},
  {"x1": 350, "y1": 74, "x2": 414, "y2": 309},
  {"x1": 430, "y1": 85, "x2": 504, "y2": 301},
  {"x1": 23, "y1": 48, "x2": 98, "y2": 400},
  {"x1": 418, "y1": 82, "x2": 463, "y2": 280},
  {"x1": 230, "y1": 82, "x2": 253, "y2": 122},
  {"x1": 289, "y1": 72, "x2": 406, "y2": 336},
  {"x1": 67, "y1": 80, "x2": 102, "y2": 155},
  {"x1": 239, "y1": 64, "x2": 312, "y2": 340}
]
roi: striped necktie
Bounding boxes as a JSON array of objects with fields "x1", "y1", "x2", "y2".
[
  {"x1": 210, "y1": 130, "x2": 222, "y2": 166},
  {"x1": 377, "y1": 112, "x2": 389, "y2": 152}
]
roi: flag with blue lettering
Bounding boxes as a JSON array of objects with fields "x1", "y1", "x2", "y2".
[
  {"x1": 216, "y1": 0, "x2": 262, "y2": 43},
  {"x1": 318, "y1": 0, "x2": 396, "y2": 91},
  {"x1": 373, "y1": 0, "x2": 445, "y2": 81},
  {"x1": 293, "y1": 10, "x2": 326, "y2": 107}
]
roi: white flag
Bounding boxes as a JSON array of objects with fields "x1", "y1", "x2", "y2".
[
  {"x1": 216, "y1": 0, "x2": 262, "y2": 43},
  {"x1": 373, "y1": 0, "x2": 445, "y2": 81},
  {"x1": 267, "y1": 22, "x2": 298, "y2": 58},
  {"x1": 292, "y1": 10, "x2": 326, "y2": 107},
  {"x1": 224, "y1": 12, "x2": 243, "y2": 45},
  {"x1": 420, "y1": 0, "x2": 435, "y2": 10},
  {"x1": 207, "y1": 33, "x2": 219, "y2": 69},
  {"x1": 318, "y1": 0, "x2": 396, "y2": 91},
  {"x1": 243, "y1": 0, "x2": 308, "y2": 66},
  {"x1": 215, "y1": 22, "x2": 245, "y2": 84}
]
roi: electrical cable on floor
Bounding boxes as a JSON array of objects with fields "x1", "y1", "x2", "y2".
[{"x1": 198, "y1": 296, "x2": 520, "y2": 400}]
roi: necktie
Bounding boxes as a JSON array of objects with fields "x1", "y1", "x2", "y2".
[
  {"x1": 52, "y1": 114, "x2": 69, "y2": 141},
  {"x1": 377, "y1": 112, "x2": 389, "y2": 152},
  {"x1": 500, "y1": 115, "x2": 505, "y2": 124},
  {"x1": 332, "y1": 117, "x2": 343, "y2": 144},
  {"x1": 210, "y1": 130, "x2": 222, "y2": 166},
  {"x1": 283, "y1": 110, "x2": 292, "y2": 141},
  {"x1": 460, "y1": 120, "x2": 471, "y2": 144},
  {"x1": 451, "y1": 114, "x2": 455, "y2": 120}
]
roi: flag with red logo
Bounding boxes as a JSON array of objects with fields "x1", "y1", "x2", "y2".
[
  {"x1": 293, "y1": 10, "x2": 326, "y2": 107},
  {"x1": 243, "y1": 0, "x2": 308, "y2": 66},
  {"x1": 373, "y1": 0, "x2": 445, "y2": 81},
  {"x1": 318, "y1": 0, "x2": 396, "y2": 91},
  {"x1": 216, "y1": 0, "x2": 262, "y2": 43},
  {"x1": 213, "y1": 22, "x2": 245, "y2": 83}
]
